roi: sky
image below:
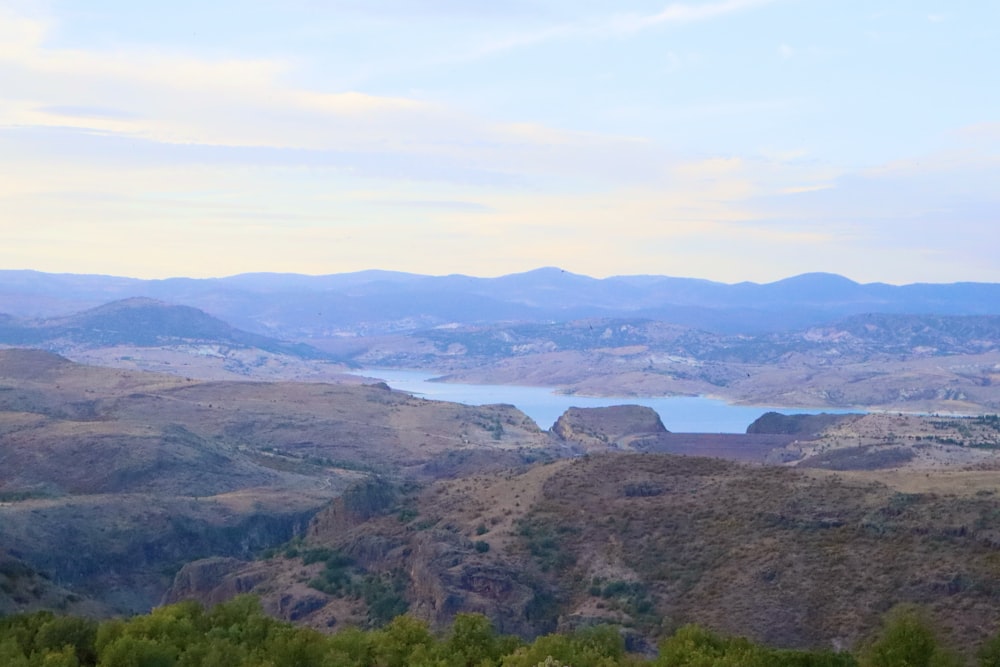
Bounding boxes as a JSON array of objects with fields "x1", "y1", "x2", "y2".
[{"x1": 0, "y1": 0, "x2": 997, "y2": 284}]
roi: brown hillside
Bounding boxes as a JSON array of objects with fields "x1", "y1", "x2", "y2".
[
  {"x1": 168, "y1": 451, "x2": 1000, "y2": 654},
  {"x1": 0, "y1": 349, "x2": 557, "y2": 615}
]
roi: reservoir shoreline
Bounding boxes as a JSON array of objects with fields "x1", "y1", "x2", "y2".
[{"x1": 353, "y1": 368, "x2": 856, "y2": 434}]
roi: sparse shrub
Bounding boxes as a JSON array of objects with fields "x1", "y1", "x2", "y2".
[
  {"x1": 624, "y1": 482, "x2": 663, "y2": 498},
  {"x1": 301, "y1": 547, "x2": 334, "y2": 565}
]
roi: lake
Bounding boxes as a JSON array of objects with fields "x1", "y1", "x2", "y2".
[{"x1": 354, "y1": 368, "x2": 852, "y2": 434}]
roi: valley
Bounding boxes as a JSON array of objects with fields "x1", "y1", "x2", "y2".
[
  {"x1": 4, "y1": 273, "x2": 1000, "y2": 415},
  {"x1": 6, "y1": 0, "x2": 998, "y2": 660},
  {"x1": 3, "y1": 347, "x2": 1000, "y2": 654},
  {"x1": 3, "y1": 269, "x2": 1000, "y2": 657}
]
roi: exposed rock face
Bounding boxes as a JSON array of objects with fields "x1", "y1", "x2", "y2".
[
  {"x1": 163, "y1": 556, "x2": 346, "y2": 629},
  {"x1": 163, "y1": 557, "x2": 257, "y2": 607},
  {"x1": 552, "y1": 405, "x2": 668, "y2": 451},
  {"x1": 746, "y1": 411, "x2": 859, "y2": 436},
  {"x1": 404, "y1": 531, "x2": 540, "y2": 637}
]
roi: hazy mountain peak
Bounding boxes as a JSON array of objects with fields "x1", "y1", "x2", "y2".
[
  {"x1": 79, "y1": 296, "x2": 169, "y2": 313},
  {"x1": 767, "y1": 272, "x2": 861, "y2": 288}
]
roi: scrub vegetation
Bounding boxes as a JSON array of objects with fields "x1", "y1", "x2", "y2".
[{"x1": 1, "y1": 595, "x2": 990, "y2": 667}]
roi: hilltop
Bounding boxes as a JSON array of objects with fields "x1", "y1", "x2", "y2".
[{"x1": 0, "y1": 298, "x2": 353, "y2": 382}]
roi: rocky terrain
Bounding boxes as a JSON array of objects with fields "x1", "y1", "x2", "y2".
[
  {"x1": 158, "y1": 406, "x2": 1000, "y2": 649},
  {"x1": 166, "y1": 451, "x2": 1000, "y2": 652},
  {"x1": 0, "y1": 349, "x2": 557, "y2": 614},
  {"x1": 5, "y1": 347, "x2": 1000, "y2": 654}
]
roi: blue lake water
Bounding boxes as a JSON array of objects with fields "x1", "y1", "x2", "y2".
[{"x1": 355, "y1": 368, "x2": 852, "y2": 434}]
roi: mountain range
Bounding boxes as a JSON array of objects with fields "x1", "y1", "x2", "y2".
[
  {"x1": 4, "y1": 268, "x2": 1000, "y2": 336},
  {"x1": 3, "y1": 269, "x2": 1000, "y2": 411}
]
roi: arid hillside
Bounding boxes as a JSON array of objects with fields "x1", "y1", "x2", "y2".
[
  {"x1": 7, "y1": 348, "x2": 1000, "y2": 654},
  {"x1": 169, "y1": 450, "x2": 1000, "y2": 653},
  {"x1": 0, "y1": 349, "x2": 557, "y2": 614}
]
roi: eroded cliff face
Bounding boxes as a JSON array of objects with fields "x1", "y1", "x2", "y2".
[
  {"x1": 402, "y1": 530, "x2": 541, "y2": 637},
  {"x1": 163, "y1": 557, "x2": 264, "y2": 607},
  {"x1": 163, "y1": 470, "x2": 560, "y2": 637}
]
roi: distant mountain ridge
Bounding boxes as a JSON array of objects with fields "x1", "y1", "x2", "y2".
[
  {"x1": 0, "y1": 297, "x2": 331, "y2": 360},
  {"x1": 3, "y1": 268, "x2": 1000, "y2": 336}
]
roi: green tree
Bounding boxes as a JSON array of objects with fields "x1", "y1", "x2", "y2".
[
  {"x1": 501, "y1": 626, "x2": 625, "y2": 667},
  {"x1": 444, "y1": 613, "x2": 507, "y2": 667},
  {"x1": 251, "y1": 624, "x2": 328, "y2": 667},
  {"x1": 325, "y1": 626, "x2": 374, "y2": 667},
  {"x1": 0, "y1": 637, "x2": 31, "y2": 667},
  {"x1": 35, "y1": 616, "x2": 97, "y2": 666},
  {"x1": 204, "y1": 596, "x2": 275, "y2": 650},
  {"x1": 860, "y1": 605, "x2": 960, "y2": 667},
  {"x1": 39, "y1": 645, "x2": 80, "y2": 667},
  {"x1": 98, "y1": 635, "x2": 176, "y2": 667},
  {"x1": 371, "y1": 615, "x2": 436, "y2": 667}
]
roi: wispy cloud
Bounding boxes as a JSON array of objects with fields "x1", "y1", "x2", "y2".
[
  {"x1": 2, "y1": 3, "x2": 997, "y2": 284},
  {"x1": 37, "y1": 105, "x2": 141, "y2": 121},
  {"x1": 607, "y1": 0, "x2": 779, "y2": 34},
  {"x1": 468, "y1": 0, "x2": 780, "y2": 59}
]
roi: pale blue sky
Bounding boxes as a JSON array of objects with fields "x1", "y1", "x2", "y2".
[{"x1": 1, "y1": 0, "x2": 997, "y2": 282}]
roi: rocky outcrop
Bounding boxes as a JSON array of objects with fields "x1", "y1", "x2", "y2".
[
  {"x1": 406, "y1": 530, "x2": 540, "y2": 637},
  {"x1": 162, "y1": 556, "x2": 345, "y2": 629},
  {"x1": 745, "y1": 411, "x2": 859, "y2": 436},
  {"x1": 552, "y1": 405, "x2": 668, "y2": 452},
  {"x1": 163, "y1": 557, "x2": 260, "y2": 607}
]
